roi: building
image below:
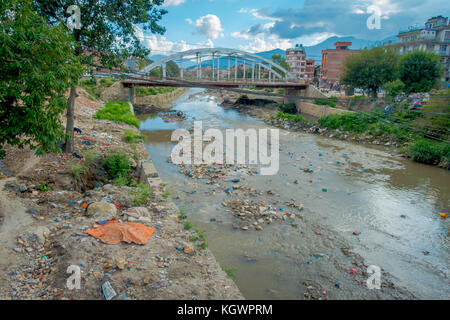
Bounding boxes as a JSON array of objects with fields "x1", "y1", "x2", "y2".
[
  {"x1": 305, "y1": 59, "x2": 315, "y2": 80},
  {"x1": 385, "y1": 15, "x2": 450, "y2": 82},
  {"x1": 286, "y1": 44, "x2": 306, "y2": 79},
  {"x1": 321, "y1": 42, "x2": 360, "y2": 83}
]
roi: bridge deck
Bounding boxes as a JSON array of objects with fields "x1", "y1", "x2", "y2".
[{"x1": 122, "y1": 79, "x2": 307, "y2": 90}]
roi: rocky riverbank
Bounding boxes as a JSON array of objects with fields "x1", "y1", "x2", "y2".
[{"x1": 0, "y1": 87, "x2": 243, "y2": 300}]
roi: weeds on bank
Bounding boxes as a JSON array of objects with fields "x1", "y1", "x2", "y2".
[
  {"x1": 221, "y1": 266, "x2": 237, "y2": 279},
  {"x1": 276, "y1": 112, "x2": 307, "y2": 123},
  {"x1": 123, "y1": 130, "x2": 146, "y2": 143},
  {"x1": 132, "y1": 183, "x2": 151, "y2": 206},
  {"x1": 94, "y1": 101, "x2": 139, "y2": 128},
  {"x1": 409, "y1": 139, "x2": 450, "y2": 165}
]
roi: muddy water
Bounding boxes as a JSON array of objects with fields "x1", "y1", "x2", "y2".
[{"x1": 139, "y1": 88, "x2": 449, "y2": 300}]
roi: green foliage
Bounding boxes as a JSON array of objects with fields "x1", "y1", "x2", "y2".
[
  {"x1": 178, "y1": 206, "x2": 187, "y2": 220},
  {"x1": 184, "y1": 221, "x2": 193, "y2": 230},
  {"x1": 342, "y1": 47, "x2": 399, "y2": 97},
  {"x1": 0, "y1": 0, "x2": 84, "y2": 158},
  {"x1": 113, "y1": 174, "x2": 130, "y2": 187},
  {"x1": 124, "y1": 130, "x2": 146, "y2": 143},
  {"x1": 84, "y1": 150, "x2": 100, "y2": 167},
  {"x1": 271, "y1": 54, "x2": 290, "y2": 77},
  {"x1": 34, "y1": 1, "x2": 167, "y2": 70},
  {"x1": 221, "y1": 266, "x2": 237, "y2": 279},
  {"x1": 37, "y1": 183, "x2": 50, "y2": 192},
  {"x1": 383, "y1": 79, "x2": 405, "y2": 97},
  {"x1": 71, "y1": 163, "x2": 86, "y2": 178},
  {"x1": 166, "y1": 60, "x2": 180, "y2": 77},
  {"x1": 102, "y1": 152, "x2": 132, "y2": 178},
  {"x1": 409, "y1": 139, "x2": 450, "y2": 165},
  {"x1": 318, "y1": 111, "x2": 379, "y2": 133},
  {"x1": 132, "y1": 183, "x2": 151, "y2": 206},
  {"x1": 94, "y1": 101, "x2": 139, "y2": 128},
  {"x1": 276, "y1": 112, "x2": 307, "y2": 123},
  {"x1": 399, "y1": 51, "x2": 441, "y2": 93},
  {"x1": 314, "y1": 99, "x2": 337, "y2": 108},
  {"x1": 278, "y1": 103, "x2": 297, "y2": 114},
  {"x1": 162, "y1": 189, "x2": 171, "y2": 199},
  {"x1": 135, "y1": 86, "x2": 177, "y2": 97}
]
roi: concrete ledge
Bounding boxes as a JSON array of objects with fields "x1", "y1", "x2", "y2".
[{"x1": 298, "y1": 101, "x2": 348, "y2": 118}]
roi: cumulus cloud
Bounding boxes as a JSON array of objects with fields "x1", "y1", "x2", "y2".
[
  {"x1": 162, "y1": 0, "x2": 186, "y2": 7},
  {"x1": 237, "y1": 35, "x2": 292, "y2": 53},
  {"x1": 191, "y1": 14, "x2": 224, "y2": 40},
  {"x1": 238, "y1": 0, "x2": 450, "y2": 40},
  {"x1": 134, "y1": 26, "x2": 213, "y2": 56}
]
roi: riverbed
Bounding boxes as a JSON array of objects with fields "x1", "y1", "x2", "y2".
[{"x1": 138, "y1": 88, "x2": 449, "y2": 300}]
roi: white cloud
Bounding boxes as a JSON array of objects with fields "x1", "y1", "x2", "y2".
[
  {"x1": 134, "y1": 26, "x2": 214, "y2": 56},
  {"x1": 162, "y1": 0, "x2": 186, "y2": 7},
  {"x1": 238, "y1": 8, "x2": 283, "y2": 22},
  {"x1": 238, "y1": 35, "x2": 292, "y2": 53},
  {"x1": 194, "y1": 14, "x2": 224, "y2": 40}
]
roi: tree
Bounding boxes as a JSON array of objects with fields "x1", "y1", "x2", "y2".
[
  {"x1": 383, "y1": 79, "x2": 405, "y2": 97},
  {"x1": 399, "y1": 51, "x2": 441, "y2": 93},
  {"x1": 271, "y1": 54, "x2": 290, "y2": 77},
  {"x1": 166, "y1": 60, "x2": 180, "y2": 78},
  {"x1": 342, "y1": 47, "x2": 399, "y2": 97},
  {"x1": 33, "y1": 0, "x2": 168, "y2": 153},
  {"x1": 0, "y1": 0, "x2": 83, "y2": 158}
]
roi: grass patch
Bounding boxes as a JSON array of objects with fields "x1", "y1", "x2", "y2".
[
  {"x1": 102, "y1": 152, "x2": 132, "y2": 178},
  {"x1": 94, "y1": 101, "x2": 139, "y2": 128},
  {"x1": 276, "y1": 112, "x2": 307, "y2": 123},
  {"x1": 178, "y1": 206, "x2": 187, "y2": 220},
  {"x1": 124, "y1": 129, "x2": 146, "y2": 143},
  {"x1": 132, "y1": 183, "x2": 151, "y2": 206},
  {"x1": 184, "y1": 221, "x2": 193, "y2": 230},
  {"x1": 135, "y1": 86, "x2": 177, "y2": 97},
  {"x1": 162, "y1": 189, "x2": 171, "y2": 199},
  {"x1": 314, "y1": 99, "x2": 336, "y2": 108},
  {"x1": 409, "y1": 139, "x2": 450, "y2": 165},
  {"x1": 221, "y1": 266, "x2": 237, "y2": 279},
  {"x1": 71, "y1": 163, "x2": 86, "y2": 179}
]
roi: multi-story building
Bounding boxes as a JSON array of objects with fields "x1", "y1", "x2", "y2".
[
  {"x1": 305, "y1": 59, "x2": 315, "y2": 80},
  {"x1": 321, "y1": 42, "x2": 360, "y2": 83},
  {"x1": 385, "y1": 15, "x2": 450, "y2": 82},
  {"x1": 286, "y1": 44, "x2": 306, "y2": 79}
]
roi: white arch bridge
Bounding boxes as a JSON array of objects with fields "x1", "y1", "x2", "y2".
[{"x1": 93, "y1": 48, "x2": 313, "y2": 102}]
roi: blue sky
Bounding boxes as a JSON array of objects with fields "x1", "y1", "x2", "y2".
[{"x1": 135, "y1": 0, "x2": 450, "y2": 55}]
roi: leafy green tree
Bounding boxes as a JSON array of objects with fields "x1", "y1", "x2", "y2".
[
  {"x1": 0, "y1": 0, "x2": 84, "y2": 158},
  {"x1": 271, "y1": 54, "x2": 290, "y2": 77},
  {"x1": 166, "y1": 60, "x2": 180, "y2": 78},
  {"x1": 399, "y1": 51, "x2": 441, "y2": 93},
  {"x1": 33, "y1": 0, "x2": 168, "y2": 153},
  {"x1": 342, "y1": 47, "x2": 399, "y2": 97},
  {"x1": 383, "y1": 79, "x2": 405, "y2": 97}
]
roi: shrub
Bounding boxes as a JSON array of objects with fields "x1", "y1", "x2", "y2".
[
  {"x1": 124, "y1": 130, "x2": 146, "y2": 143},
  {"x1": 132, "y1": 183, "x2": 151, "y2": 206},
  {"x1": 102, "y1": 152, "x2": 132, "y2": 178},
  {"x1": 278, "y1": 103, "x2": 297, "y2": 114},
  {"x1": 184, "y1": 221, "x2": 193, "y2": 230},
  {"x1": 221, "y1": 266, "x2": 237, "y2": 279},
  {"x1": 318, "y1": 111, "x2": 378, "y2": 133},
  {"x1": 409, "y1": 139, "x2": 450, "y2": 165},
  {"x1": 276, "y1": 112, "x2": 306, "y2": 123},
  {"x1": 383, "y1": 79, "x2": 405, "y2": 97},
  {"x1": 94, "y1": 101, "x2": 139, "y2": 128},
  {"x1": 314, "y1": 99, "x2": 336, "y2": 108}
]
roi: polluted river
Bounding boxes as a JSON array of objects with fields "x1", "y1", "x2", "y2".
[{"x1": 137, "y1": 88, "x2": 449, "y2": 300}]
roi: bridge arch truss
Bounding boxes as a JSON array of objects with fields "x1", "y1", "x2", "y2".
[{"x1": 140, "y1": 47, "x2": 296, "y2": 83}]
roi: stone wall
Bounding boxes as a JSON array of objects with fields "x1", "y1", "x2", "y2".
[
  {"x1": 298, "y1": 101, "x2": 348, "y2": 118},
  {"x1": 99, "y1": 81, "x2": 131, "y2": 102},
  {"x1": 134, "y1": 88, "x2": 186, "y2": 108}
]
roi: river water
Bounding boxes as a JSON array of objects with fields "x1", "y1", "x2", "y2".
[{"x1": 138, "y1": 88, "x2": 449, "y2": 300}]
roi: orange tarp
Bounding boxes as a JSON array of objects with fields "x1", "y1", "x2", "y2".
[{"x1": 85, "y1": 218, "x2": 155, "y2": 245}]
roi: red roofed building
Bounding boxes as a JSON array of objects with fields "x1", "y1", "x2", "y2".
[{"x1": 321, "y1": 42, "x2": 360, "y2": 83}]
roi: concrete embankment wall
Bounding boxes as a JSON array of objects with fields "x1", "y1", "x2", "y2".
[
  {"x1": 134, "y1": 88, "x2": 186, "y2": 108},
  {"x1": 297, "y1": 101, "x2": 348, "y2": 118}
]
